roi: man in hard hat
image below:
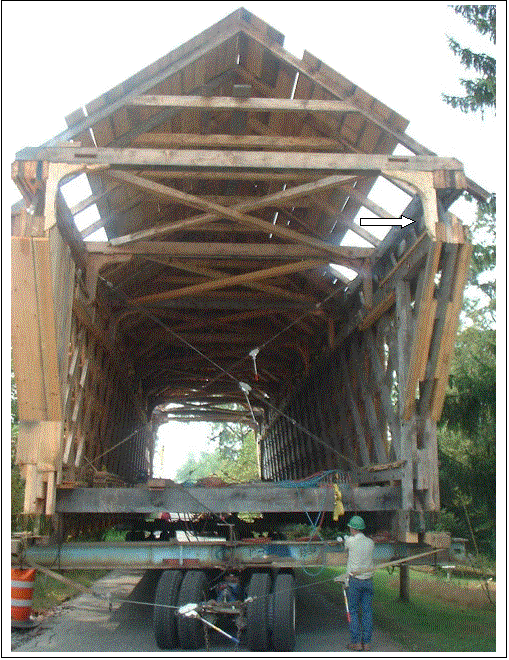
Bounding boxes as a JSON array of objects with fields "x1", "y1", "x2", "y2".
[{"x1": 343, "y1": 515, "x2": 375, "y2": 652}]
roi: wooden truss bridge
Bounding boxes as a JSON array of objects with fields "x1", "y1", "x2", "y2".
[{"x1": 11, "y1": 8, "x2": 487, "y2": 542}]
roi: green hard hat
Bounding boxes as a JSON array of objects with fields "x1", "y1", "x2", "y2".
[{"x1": 347, "y1": 515, "x2": 366, "y2": 530}]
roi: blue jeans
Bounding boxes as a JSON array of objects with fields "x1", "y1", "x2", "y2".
[{"x1": 347, "y1": 577, "x2": 373, "y2": 644}]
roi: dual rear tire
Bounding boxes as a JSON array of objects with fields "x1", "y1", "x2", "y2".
[
  {"x1": 154, "y1": 569, "x2": 296, "y2": 652},
  {"x1": 246, "y1": 571, "x2": 296, "y2": 652},
  {"x1": 154, "y1": 569, "x2": 208, "y2": 650}
]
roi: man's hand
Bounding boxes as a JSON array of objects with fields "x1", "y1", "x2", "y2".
[{"x1": 333, "y1": 573, "x2": 349, "y2": 583}]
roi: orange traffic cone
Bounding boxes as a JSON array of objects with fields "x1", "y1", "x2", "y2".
[{"x1": 11, "y1": 568, "x2": 37, "y2": 629}]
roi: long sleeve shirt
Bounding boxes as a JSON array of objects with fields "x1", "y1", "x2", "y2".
[{"x1": 345, "y1": 532, "x2": 375, "y2": 579}]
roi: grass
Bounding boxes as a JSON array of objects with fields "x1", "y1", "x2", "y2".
[
  {"x1": 297, "y1": 567, "x2": 496, "y2": 654},
  {"x1": 31, "y1": 570, "x2": 110, "y2": 613}
]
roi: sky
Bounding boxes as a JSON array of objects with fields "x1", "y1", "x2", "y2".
[{"x1": 3, "y1": 1, "x2": 504, "y2": 478}]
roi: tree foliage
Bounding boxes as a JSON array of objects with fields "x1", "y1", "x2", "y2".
[
  {"x1": 438, "y1": 325, "x2": 496, "y2": 556},
  {"x1": 442, "y1": 5, "x2": 496, "y2": 116},
  {"x1": 11, "y1": 362, "x2": 25, "y2": 529},
  {"x1": 437, "y1": 7, "x2": 496, "y2": 557},
  {"x1": 174, "y1": 422, "x2": 259, "y2": 484},
  {"x1": 464, "y1": 194, "x2": 496, "y2": 325}
]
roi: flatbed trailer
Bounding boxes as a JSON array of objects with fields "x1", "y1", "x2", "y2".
[{"x1": 11, "y1": 7, "x2": 486, "y2": 651}]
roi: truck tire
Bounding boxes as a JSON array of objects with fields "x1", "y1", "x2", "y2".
[
  {"x1": 177, "y1": 570, "x2": 208, "y2": 649},
  {"x1": 153, "y1": 570, "x2": 183, "y2": 649},
  {"x1": 246, "y1": 572, "x2": 272, "y2": 651},
  {"x1": 271, "y1": 572, "x2": 296, "y2": 651}
]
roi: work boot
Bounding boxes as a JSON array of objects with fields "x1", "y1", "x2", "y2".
[
  {"x1": 362, "y1": 643, "x2": 371, "y2": 651},
  {"x1": 347, "y1": 643, "x2": 363, "y2": 651}
]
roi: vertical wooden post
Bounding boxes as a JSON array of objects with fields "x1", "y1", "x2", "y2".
[
  {"x1": 396, "y1": 281, "x2": 415, "y2": 518},
  {"x1": 399, "y1": 564, "x2": 410, "y2": 602}
]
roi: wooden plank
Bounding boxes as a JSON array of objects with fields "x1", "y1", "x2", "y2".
[
  {"x1": 48, "y1": 227, "x2": 75, "y2": 393},
  {"x1": 130, "y1": 94, "x2": 360, "y2": 114},
  {"x1": 87, "y1": 240, "x2": 371, "y2": 260},
  {"x1": 430, "y1": 241, "x2": 473, "y2": 420},
  {"x1": 16, "y1": 147, "x2": 464, "y2": 174},
  {"x1": 11, "y1": 238, "x2": 46, "y2": 419},
  {"x1": 401, "y1": 241, "x2": 443, "y2": 418},
  {"x1": 132, "y1": 132, "x2": 345, "y2": 150},
  {"x1": 419, "y1": 244, "x2": 460, "y2": 415},
  {"x1": 31, "y1": 238, "x2": 62, "y2": 419}
]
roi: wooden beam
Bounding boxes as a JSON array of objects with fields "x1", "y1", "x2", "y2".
[
  {"x1": 39, "y1": 22, "x2": 242, "y2": 147},
  {"x1": 401, "y1": 240, "x2": 443, "y2": 419},
  {"x1": 142, "y1": 170, "x2": 321, "y2": 182},
  {"x1": 109, "y1": 67, "x2": 239, "y2": 147},
  {"x1": 353, "y1": 341, "x2": 388, "y2": 464},
  {"x1": 129, "y1": 94, "x2": 361, "y2": 114},
  {"x1": 129, "y1": 259, "x2": 326, "y2": 305},
  {"x1": 86, "y1": 240, "x2": 371, "y2": 260},
  {"x1": 105, "y1": 170, "x2": 369, "y2": 262},
  {"x1": 109, "y1": 172, "x2": 359, "y2": 244},
  {"x1": 132, "y1": 132, "x2": 347, "y2": 151},
  {"x1": 338, "y1": 183, "x2": 395, "y2": 219},
  {"x1": 55, "y1": 483, "x2": 401, "y2": 513},
  {"x1": 167, "y1": 261, "x2": 317, "y2": 304},
  {"x1": 364, "y1": 329, "x2": 401, "y2": 458},
  {"x1": 396, "y1": 281, "x2": 415, "y2": 512},
  {"x1": 239, "y1": 24, "x2": 487, "y2": 201},
  {"x1": 341, "y1": 358, "x2": 371, "y2": 467},
  {"x1": 419, "y1": 244, "x2": 459, "y2": 415},
  {"x1": 310, "y1": 194, "x2": 381, "y2": 246},
  {"x1": 16, "y1": 148, "x2": 464, "y2": 174},
  {"x1": 430, "y1": 240, "x2": 473, "y2": 420},
  {"x1": 70, "y1": 183, "x2": 119, "y2": 216}
]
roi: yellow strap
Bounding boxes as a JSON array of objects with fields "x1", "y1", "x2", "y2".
[{"x1": 333, "y1": 484, "x2": 345, "y2": 520}]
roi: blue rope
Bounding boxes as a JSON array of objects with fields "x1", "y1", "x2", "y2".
[{"x1": 275, "y1": 469, "x2": 348, "y2": 488}]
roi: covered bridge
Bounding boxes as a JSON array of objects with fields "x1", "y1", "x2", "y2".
[{"x1": 11, "y1": 8, "x2": 487, "y2": 541}]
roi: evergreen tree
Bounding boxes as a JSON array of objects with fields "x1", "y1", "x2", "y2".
[
  {"x1": 442, "y1": 5, "x2": 496, "y2": 116},
  {"x1": 437, "y1": 6, "x2": 496, "y2": 558}
]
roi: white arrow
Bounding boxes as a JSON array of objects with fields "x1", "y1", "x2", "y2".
[{"x1": 359, "y1": 214, "x2": 416, "y2": 229}]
